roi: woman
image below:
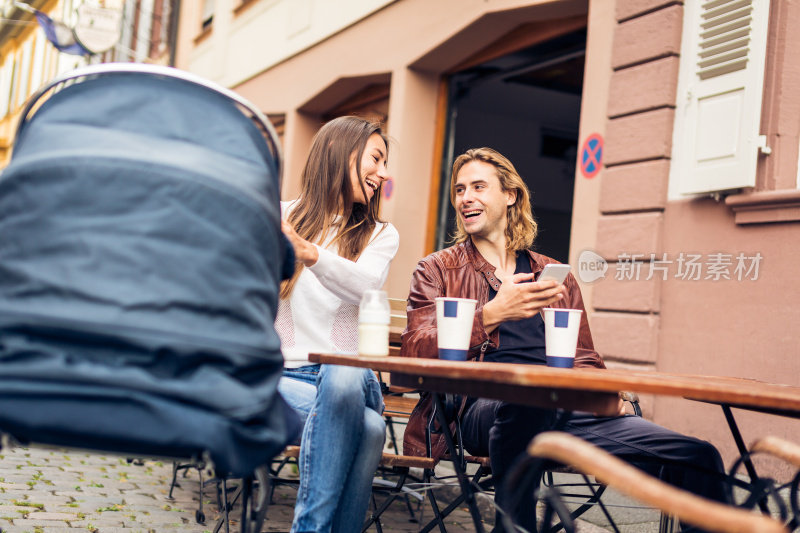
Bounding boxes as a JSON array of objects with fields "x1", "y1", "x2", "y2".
[{"x1": 277, "y1": 116, "x2": 398, "y2": 533}]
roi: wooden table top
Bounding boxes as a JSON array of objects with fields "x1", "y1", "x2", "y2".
[{"x1": 309, "y1": 353, "x2": 800, "y2": 419}]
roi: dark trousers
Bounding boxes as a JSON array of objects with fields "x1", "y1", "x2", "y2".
[{"x1": 460, "y1": 398, "x2": 731, "y2": 531}]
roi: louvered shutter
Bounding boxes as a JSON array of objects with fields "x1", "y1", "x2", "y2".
[{"x1": 670, "y1": 0, "x2": 770, "y2": 196}]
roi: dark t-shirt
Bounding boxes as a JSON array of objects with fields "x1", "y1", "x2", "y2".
[{"x1": 484, "y1": 253, "x2": 547, "y2": 365}]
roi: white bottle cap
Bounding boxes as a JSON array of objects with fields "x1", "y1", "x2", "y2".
[{"x1": 359, "y1": 289, "x2": 391, "y2": 325}]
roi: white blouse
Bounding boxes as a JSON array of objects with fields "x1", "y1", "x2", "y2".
[{"x1": 276, "y1": 200, "x2": 400, "y2": 367}]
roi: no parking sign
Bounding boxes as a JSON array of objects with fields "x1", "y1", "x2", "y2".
[
  {"x1": 382, "y1": 176, "x2": 394, "y2": 200},
  {"x1": 580, "y1": 133, "x2": 603, "y2": 179}
]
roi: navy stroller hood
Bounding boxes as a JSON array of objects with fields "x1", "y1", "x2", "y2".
[{"x1": 0, "y1": 65, "x2": 300, "y2": 476}]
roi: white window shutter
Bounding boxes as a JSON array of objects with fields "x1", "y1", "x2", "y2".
[{"x1": 670, "y1": 0, "x2": 770, "y2": 196}]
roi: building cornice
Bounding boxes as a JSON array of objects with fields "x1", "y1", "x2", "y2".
[{"x1": 725, "y1": 189, "x2": 800, "y2": 224}]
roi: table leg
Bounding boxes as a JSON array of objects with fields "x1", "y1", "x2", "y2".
[
  {"x1": 431, "y1": 392, "x2": 485, "y2": 533},
  {"x1": 721, "y1": 405, "x2": 771, "y2": 514}
]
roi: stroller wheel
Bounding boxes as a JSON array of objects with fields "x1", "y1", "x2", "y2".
[
  {"x1": 241, "y1": 466, "x2": 270, "y2": 533},
  {"x1": 195, "y1": 510, "x2": 205, "y2": 524}
]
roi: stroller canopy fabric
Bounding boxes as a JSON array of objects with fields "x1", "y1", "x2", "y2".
[{"x1": 0, "y1": 66, "x2": 299, "y2": 476}]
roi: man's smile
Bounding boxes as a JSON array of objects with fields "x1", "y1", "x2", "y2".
[{"x1": 462, "y1": 208, "x2": 483, "y2": 220}]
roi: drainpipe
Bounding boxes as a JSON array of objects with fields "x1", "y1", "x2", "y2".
[{"x1": 167, "y1": 0, "x2": 180, "y2": 66}]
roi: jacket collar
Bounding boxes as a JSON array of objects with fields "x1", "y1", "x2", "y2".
[
  {"x1": 464, "y1": 238, "x2": 494, "y2": 273},
  {"x1": 464, "y1": 237, "x2": 546, "y2": 276}
]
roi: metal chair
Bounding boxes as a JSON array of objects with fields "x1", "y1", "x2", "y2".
[
  {"x1": 744, "y1": 436, "x2": 800, "y2": 531},
  {"x1": 525, "y1": 432, "x2": 787, "y2": 533}
]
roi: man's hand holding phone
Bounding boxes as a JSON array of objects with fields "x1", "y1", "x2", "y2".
[{"x1": 482, "y1": 268, "x2": 567, "y2": 332}]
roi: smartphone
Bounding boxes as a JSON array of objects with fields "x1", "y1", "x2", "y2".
[{"x1": 538, "y1": 263, "x2": 571, "y2": 285}]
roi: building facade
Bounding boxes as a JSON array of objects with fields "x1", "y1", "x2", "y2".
[
  {"x1": 0, "y1": 0, "x2": 180, "y2": 166},
  {"x1": 175, "y1": 0, "x2": 800, "y2": 475}
]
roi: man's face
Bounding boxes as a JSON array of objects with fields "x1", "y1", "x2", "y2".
[{"x1": 453, "y1": 161, "x2": 516, "y2": 241}]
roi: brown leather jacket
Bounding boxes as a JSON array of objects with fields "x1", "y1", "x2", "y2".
[{"x1": 400, "y1": 239, "x2": 605, "y2": 462}]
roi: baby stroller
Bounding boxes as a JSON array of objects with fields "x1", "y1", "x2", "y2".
[{"x1": 0, "y1": 63, "x2": 300, "y2": 533}]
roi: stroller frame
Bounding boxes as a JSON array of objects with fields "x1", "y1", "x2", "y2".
[
  {"x1": 0, "y1": 63, "x2": 290, "y2": 533},
  {"x1": 14, "y1": 62, "x2": 283, "y2": 179}
]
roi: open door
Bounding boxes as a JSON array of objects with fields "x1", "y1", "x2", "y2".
[{"x1": 435, "y1": 28, "x2": 585, "y2": 263}]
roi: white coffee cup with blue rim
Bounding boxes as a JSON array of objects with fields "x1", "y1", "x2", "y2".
[
  {"x1": 435, "y1": 297, "x2": 477, "y2": 360},
  {"x1": 542, "y1": 308, "x2": 583, "y2": 368}
]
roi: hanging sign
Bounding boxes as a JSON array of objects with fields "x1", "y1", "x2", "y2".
[{"x1": 73, "y1": 2, "x2": 123, "y2": 54}]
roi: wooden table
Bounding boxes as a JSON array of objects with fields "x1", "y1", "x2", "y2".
[
  {"x1": 310, "y1": 353, "x2": 800, "y2": 524},
  {"x1": 309, "y1": 353, "x2": 800, "y2": 418}
]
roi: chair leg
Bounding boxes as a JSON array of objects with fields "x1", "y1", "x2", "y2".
[
  {"x1": 581, "y1": 481, "x2": 620, "y2": 533},
  {"x1": 168, "y1": 462, "x2": 180, "y2": 499},
  {"x1": 196, "y1": 467, "x2": 206, "y2": 524},
  {"x1": 221, "y1": 479, "x2": 231, "y2": 533},
  {"x1": 789, "y1": 472, "x2": 800, "y2": 532},
  {"x1": 386, "y1": 415, "x2": 399, "y2": 452},
  {"x1": 212, "y1": 478, "x2": 249, "y2": 533},
  {"x1": 240, "y1": 478, "x2": 252, "y2": 533},
  {"x1": 403, "y1": 490, "x2": 418, "y2": 522},
  {"x1": 658, "y1": 513, "x2": 679, "y2": 533},
  {"x1": 537, "y1": 486, "x2": 576, "y2": 533},
  {"x1": 545, "y1": 479, "x2": 614, "y2": 533},
  {"x1": 363, "y1": 469, "x2": 418, "y2": 532},
  {"x1": 372, "y1": 492, "x2": 385, "y2": 533},
  {"x1": 419, "y1": 467, "x2": 488, "y2": 533},
  {"x1": 418, "y1": 468, "x2": 448, "y2": 533}
]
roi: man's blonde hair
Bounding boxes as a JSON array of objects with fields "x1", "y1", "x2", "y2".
[{"x1": 450, "y1": 147, "x2": 537, "y2": 253}]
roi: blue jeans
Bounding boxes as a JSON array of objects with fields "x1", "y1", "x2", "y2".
[{"x1": 279, "y1": 364, "x2": 385, "y2": 533}]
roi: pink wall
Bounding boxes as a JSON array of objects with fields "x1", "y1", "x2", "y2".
[
  {"x1": 658, "y1": 198, "x2": 800, "y2": 477},
  {"x1": 590, "y1": 0, "x2": 800, "y2": 475}
]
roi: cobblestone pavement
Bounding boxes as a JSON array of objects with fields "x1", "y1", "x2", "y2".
[
  {"x1": 1, "y1": 444, "x2": 687, "y2": 533},
  {"x1": 0, "y1": 445, "x2": 483, "y2": 533}
]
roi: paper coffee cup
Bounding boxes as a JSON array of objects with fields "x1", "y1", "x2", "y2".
[
  {"x1": 542, "y1": 308, "x2": 583, "y2": 368},
  {"x1": 435, "y1": 297, "x2": 477, "y2": 360}
]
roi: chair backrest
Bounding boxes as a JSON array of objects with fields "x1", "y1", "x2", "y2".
[
  {"x1": 750, "y1": 435, "x2": 800, "y2": 468},
  {"x1": 528, "y1": 432, "x2": 788, "y2": 533},
  {"x1": 388, "y1": 297, "x2": 407, "y2": 356}
]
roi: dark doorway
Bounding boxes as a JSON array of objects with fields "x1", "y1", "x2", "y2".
[{"x1": 435, "y1": 29, "x2": 585, "y2": 263}]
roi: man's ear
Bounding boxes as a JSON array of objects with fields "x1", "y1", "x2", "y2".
[{"x1": 506, "y1": 189, "x2": 517, "y2": 206}]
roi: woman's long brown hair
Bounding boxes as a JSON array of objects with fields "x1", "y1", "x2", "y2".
[{"x1": 280, "y1": 116, "x2": 388, "y2": 299}]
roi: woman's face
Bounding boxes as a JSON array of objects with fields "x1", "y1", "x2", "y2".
[{"x1": 350, "y1": 133, "x2": 389, "y2": 205}]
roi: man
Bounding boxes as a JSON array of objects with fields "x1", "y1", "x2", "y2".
[{"x1": 400, "y1": 147, "x2": 729, "y2": 531}]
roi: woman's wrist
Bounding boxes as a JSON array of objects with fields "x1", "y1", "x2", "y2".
[{"x1": 300, "y1": 242, "x2": 319, "y2": 267}]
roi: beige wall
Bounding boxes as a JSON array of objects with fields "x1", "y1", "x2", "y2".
[
  {"x1": 175, "y1": 0, "x2": 395, "y2": 88},
  {"x1": 175, "y1": 0, "x2": 800, "y2": 474},
  {"x1": 568, "y1": 0, "x2": 615, "y2": 311},
  {"x1": 175, "y1": 0, "x2": 589, "y2": 297}
]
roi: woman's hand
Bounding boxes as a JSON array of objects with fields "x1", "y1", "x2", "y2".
[{"x1": 282, "y1": 220, "x2": 319, "y2": 267}]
